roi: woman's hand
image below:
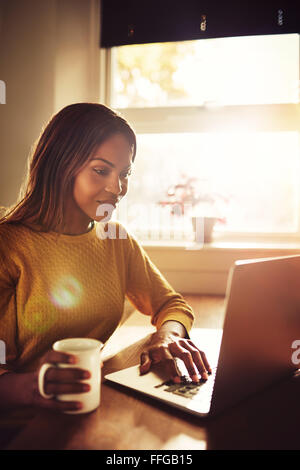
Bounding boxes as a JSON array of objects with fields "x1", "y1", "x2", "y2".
[
  {"x1": 139, "y1": 323, "x2": 212, "y2": 383},
  {"x1": 30, "y1": 350, "x2": 95, "y2": 413}
]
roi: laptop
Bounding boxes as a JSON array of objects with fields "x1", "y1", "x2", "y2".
[{"x1": 104, "y1": 255, "x2": 300, "y2": 417}]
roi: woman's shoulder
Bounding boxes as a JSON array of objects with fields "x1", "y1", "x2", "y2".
[
  {"x1": 94, "y1": 220, "x2": 142, "y2": 254},
  {"x1": 0, "y1": 222, "x2": 18, "y2": 239},
  {"x1": 0, "y1": 222, "x2": 33, "y2": 247},
  {"x1": 0, "y1": 221, "x2": 28, "y2": 235}
]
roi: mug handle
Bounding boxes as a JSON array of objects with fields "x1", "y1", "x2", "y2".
[{"x1": 38, "y1": 363, "x2": 54, "y2": 399}]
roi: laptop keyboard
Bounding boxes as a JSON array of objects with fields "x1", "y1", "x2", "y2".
[{"x1": 159, "y1": 368, "x2": 217, "y2": 402}]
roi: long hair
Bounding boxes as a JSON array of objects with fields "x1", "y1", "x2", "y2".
[{"x1": 0, "y1": 103, "x2": 136, "y2": 232}]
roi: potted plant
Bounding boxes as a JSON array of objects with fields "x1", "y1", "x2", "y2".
[{"x1": 158, "y1": 173, "x2": 229, "y2": 243}]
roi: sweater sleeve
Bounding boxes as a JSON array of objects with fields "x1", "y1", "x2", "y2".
[
  {"x1": 0, "y1": 242, "x2": 19, "y2": 377},
  {"x1": 122, "y1": 223, "x2": 194, "y2": 335}
]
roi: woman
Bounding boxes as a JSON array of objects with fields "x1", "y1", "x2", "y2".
[{"x1": 0, "y1": 103, "x2": 211, "y2": 414}]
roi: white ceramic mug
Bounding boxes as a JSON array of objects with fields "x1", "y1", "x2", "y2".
[{"x1": 38, "y1": 337, "x2": 103, "y2": 414}]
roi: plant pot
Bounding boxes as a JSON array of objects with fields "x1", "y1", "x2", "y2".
[{"x1": 191, "y1": 216, "x2": 217, "y2": 243}]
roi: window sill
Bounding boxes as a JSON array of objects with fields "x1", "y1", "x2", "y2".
[
  {"x1": 140, "y1": 240, "x2": 300, "y2": 295},
  {"x1": 141, "y1": 239, "x2": 300, "y2": 251}
]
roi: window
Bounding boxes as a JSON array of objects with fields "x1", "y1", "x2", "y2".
[
  {"x1": 103, "y1": 34, "x2": 300, "y2": 243},
  {"x1": 110, "y1": 35, "x2": 299, "y2": 107}
]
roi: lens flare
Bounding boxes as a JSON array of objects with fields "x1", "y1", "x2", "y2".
[
  {"x1": 50, "y1": 276, "x2": 82, "y2": 309},
  {"x1": 23, "y1": 296, "x2": 57, "y2": 333}
]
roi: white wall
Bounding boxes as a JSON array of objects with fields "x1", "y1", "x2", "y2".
[
  {"x1": 54, "y1": 0, "x2": 101, "y2": 112},
  {"x1": 0, "y1": 0, "x2": 101, "y2": 207}
]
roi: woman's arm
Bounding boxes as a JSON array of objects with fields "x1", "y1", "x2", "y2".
[
  {"x1": 124, "y1": 225, "x2": 194, "y2": 334},
  {"x1": 122, "y1": 224, "x2": 211, "y2": 382},
  {"x1": 158, "y1": 319, "x2": 187, "y2": 337},
  {"x1": 0, "y1": 372, "x2": 33, "y2": 408}
]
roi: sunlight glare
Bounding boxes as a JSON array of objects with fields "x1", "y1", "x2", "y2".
[{"x1": 50, "y1": 276, "x2": 82, "y2": 309}]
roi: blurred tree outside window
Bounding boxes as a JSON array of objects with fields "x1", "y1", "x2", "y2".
[{"x1": 111, "y1": 35, "x2": 299, "y2": 108}]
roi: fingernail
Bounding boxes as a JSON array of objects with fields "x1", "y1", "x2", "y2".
[
  {"x1": 68, "y1": 355, "x2": 77, "y2": 364},
  {"x1": 201, "y1": 372, "x2": 208, "y2": 381},
  {"x1": 192, "y1": 374, "x2": 200, "y2": 383},
  {"x1": 76, "y1": 402, "x2": 83, "y2": 409},
  {"x1": 82, "y1": 371, "x2": 91, "y2": 379},
  {"x1": 173, "y1": 376, "x2": 181, "y2": 383}
]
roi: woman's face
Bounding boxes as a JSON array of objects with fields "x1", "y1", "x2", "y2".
[{"x1": 72, "y1": 133, "x2": 134, "y2": 225}]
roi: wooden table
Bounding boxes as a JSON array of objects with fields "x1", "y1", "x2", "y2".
[{"x1": 4, "y1": 296, "x2": 300, "y2": 450}]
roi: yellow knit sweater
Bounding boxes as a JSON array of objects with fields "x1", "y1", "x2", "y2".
[{"x1": 0, "y1": 220, "x2": 194, "y2": 378}]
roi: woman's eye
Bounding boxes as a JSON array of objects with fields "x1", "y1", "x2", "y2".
[
  {"x1": 94, "y1": 169, "x2": 109, "y2": 176},
  {"x1": 94, "y1": 168, "x2": 132, "y2": 178},
  {"x1": 121, "y1": 170, "x2": 132, "y2": 179}
]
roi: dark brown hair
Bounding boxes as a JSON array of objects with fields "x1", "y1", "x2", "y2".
[{"x1": 0, "y1": 103, "x2": 136, "y2": 232}]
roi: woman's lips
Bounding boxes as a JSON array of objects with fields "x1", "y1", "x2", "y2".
[
  {"x1": 97, "y1": 201, "x2": 117, "y2": 212},
  {"x1": 97, "y1": 200, "x2": 117, "y2": 207}
]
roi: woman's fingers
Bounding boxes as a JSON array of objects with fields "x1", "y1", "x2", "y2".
[
  {"x1": 140, "y1": 339, "x2": 212, "y2": 383},
  {"x1": 169, "y1": 342, "x2": 206, "y2": 381},
  {"x1": 33, "y1": 392, "x2": 83, "y2": 412},
  {"x1": 43, "y1": 350, "x2": 78, "y2": 365},
  {"x1": 45, "y1": 367, "x2": 91, "y2": 383},
  {"x1": 45, "y1": 381, "x2": 90, "y2": 396},
  {"x1": 153, "y1": 347, "x2": 183, "y2": 382},
  {"x1": 34, "y1": 350, "x2": 95, "y2": 410},
  {"x1": 179, "y1": 339, "x2": 212, "y2": 375},
  {"x1": 140, "y1": 352, "x2": 152, "y2": 374},
  {"x1": 197, "y1": 349, "x2": 212, "y2": 375},
  {"x1": 52, "y1": 400, "x2": 83, "y2": 412},
  {"x1": 186, "y1": 339, "x2": 211, "y2": 366},
  {"x1": 140, "y1": 346, "x2": 184, "y2": 383},
  {"x1": 43, "y1": 367, "x2": 92, "y2": 396}
]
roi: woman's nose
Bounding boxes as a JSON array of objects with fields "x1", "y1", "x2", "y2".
[{"x1": 105, "y1": 176, "x2": 122, "y2": 195}]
